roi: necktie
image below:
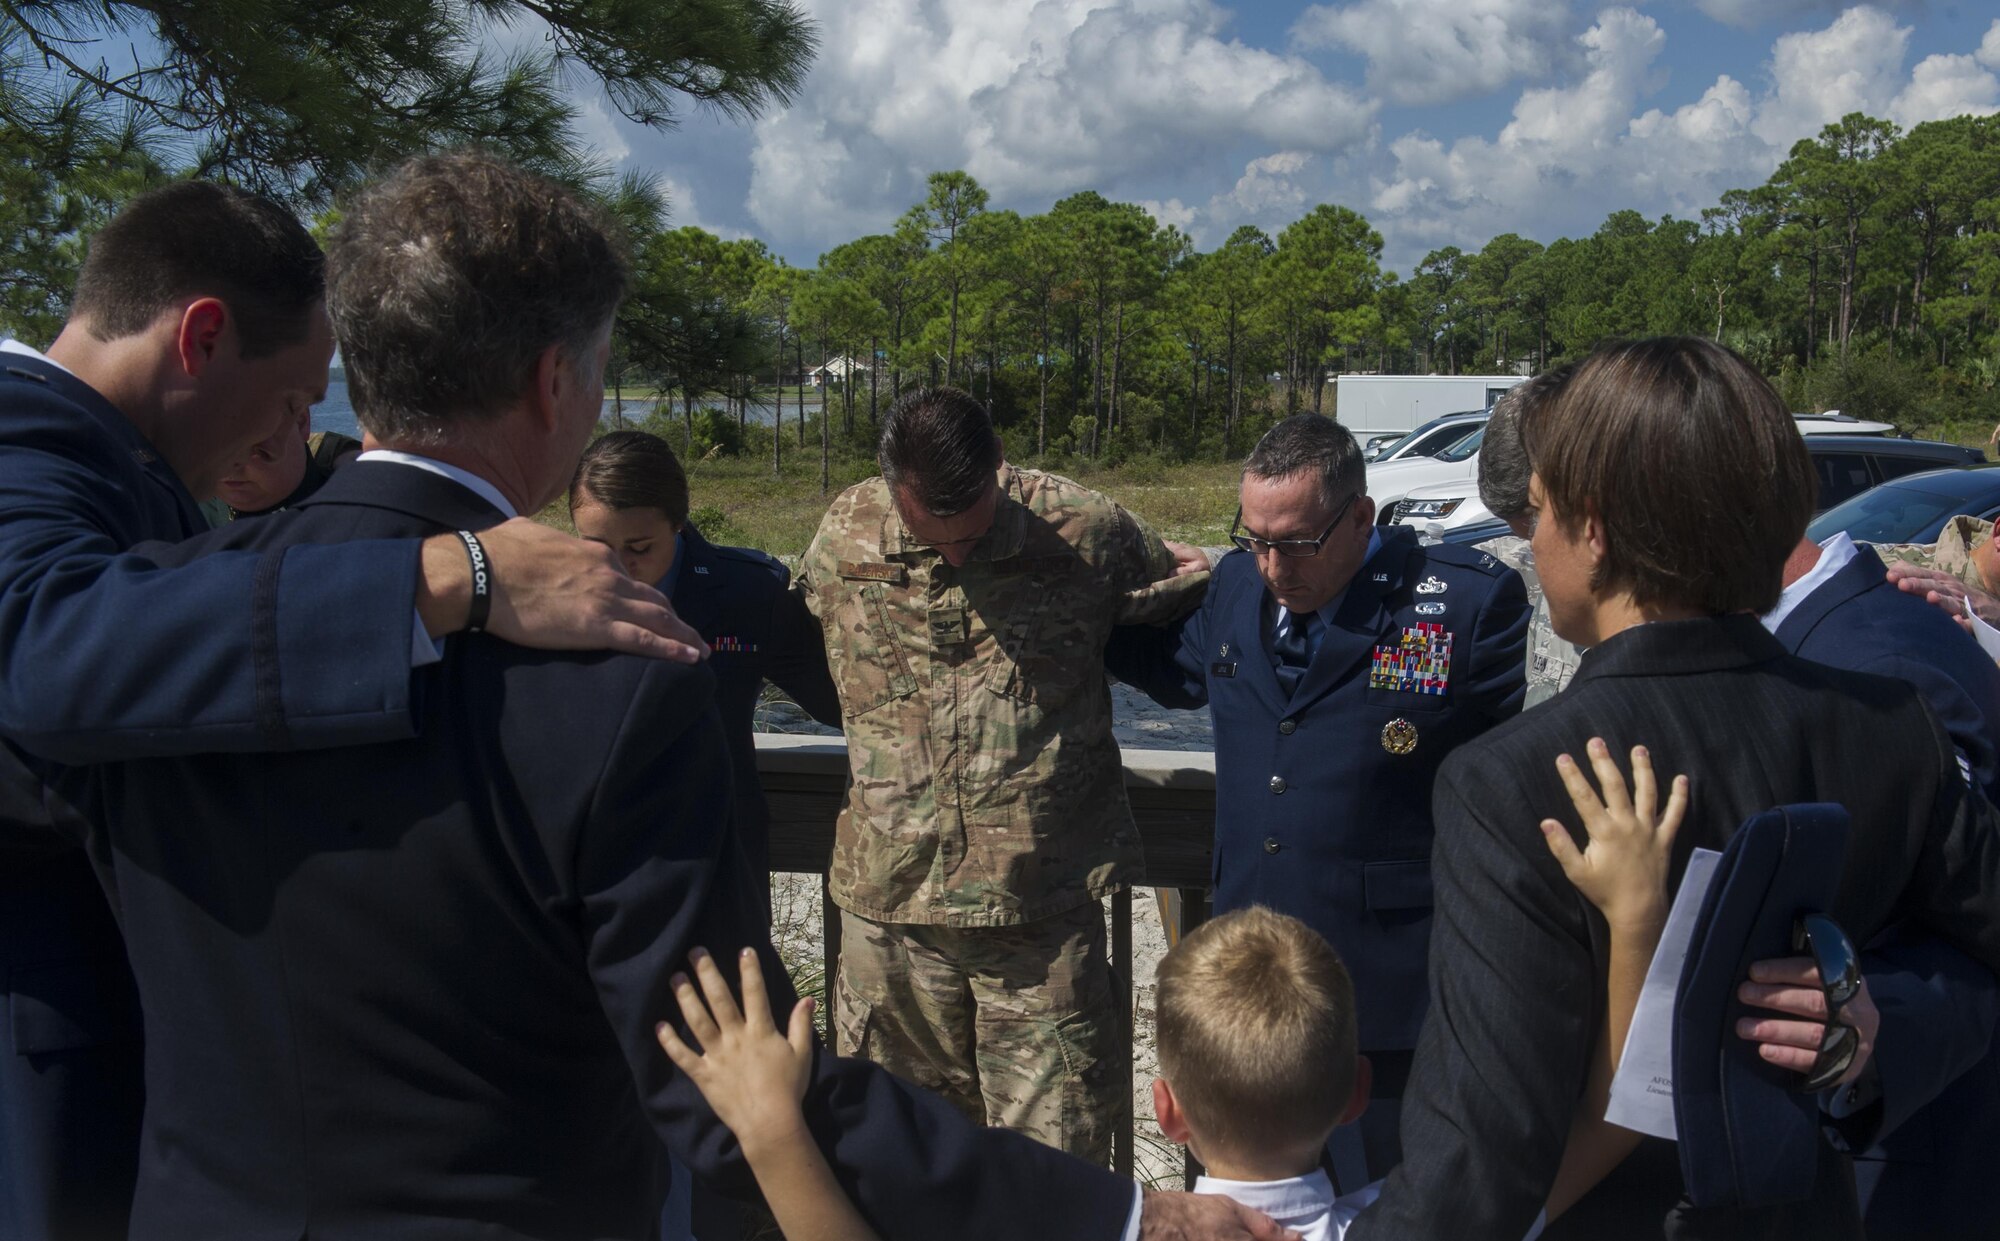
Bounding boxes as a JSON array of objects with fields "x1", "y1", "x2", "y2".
[{"x1": 1273, "y1": 610, "x2": 1318, "y2": 697}]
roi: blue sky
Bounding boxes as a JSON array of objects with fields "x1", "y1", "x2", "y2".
[{"x1": 558, "y1": 1, "x2": 2000, "y2": 277}]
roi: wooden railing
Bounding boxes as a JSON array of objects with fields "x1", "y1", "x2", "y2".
[{"x1": 756, "y1": 733, "x2": 1216, "y2": 1184}]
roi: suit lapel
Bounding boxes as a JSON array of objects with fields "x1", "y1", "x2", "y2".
[
  {"x1": 1772, "y1": 546, "x2": 1885, "y2": 653},
  {"x1": 669, "y1": 525, "x2": 724, "y2": 634},
  {"x1": 1286, "y1": 529, "x2": 1410, "y2": 709}
]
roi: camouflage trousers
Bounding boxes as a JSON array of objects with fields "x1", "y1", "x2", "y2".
[{"x1": 834, "y1": 901, "x2": 1124, "y2": 1166}]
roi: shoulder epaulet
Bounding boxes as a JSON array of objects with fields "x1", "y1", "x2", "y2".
[
  {"x1": 1422, "y1": 539, "x2": 1512, "y2": 577},
  {"x1": 708, "y1": 542, "x2": 788, "y2": 578}
]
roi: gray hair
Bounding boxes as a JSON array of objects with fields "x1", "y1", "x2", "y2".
[
  {"x1": 1477, "y1": 365, "x2": 1574, "y2": 521},
  {"x1": 1243, "y1": 414, "x2": 1364, "y2": 512},
  {"x1": 327, "y1": 152, "x2": 629, "y2": 445}
]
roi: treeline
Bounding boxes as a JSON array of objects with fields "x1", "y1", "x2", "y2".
[{"x1": 617, "y1": 110, "x2": 2000, "y2": 475}]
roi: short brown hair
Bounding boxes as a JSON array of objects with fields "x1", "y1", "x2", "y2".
[
  {"x1": 878, "y1": 386, "x2": 1002, "y2": 516},
  {"x1": 73, "y1": 181, "x2": 324, "y2": 359},
  {"x1": 1522, "y1": 337, "x2": 1814, "y2": 615},
  {"x1": 569, "y1": 430, "x2": 690, "y2": 525},
  {"x1": 1154, "y1": 906, "x2": 1358, "y2": 1160},
  {"x1": 327, "y1": 152, "x2": 629, "y2": 443}
]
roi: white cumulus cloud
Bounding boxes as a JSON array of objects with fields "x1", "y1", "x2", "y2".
[
  {"x1": 1290, "y1": 0, "x2": 1575, "y2": 106},
  {"x1": 1751, "y1": 5, "x2": 1912, "y2": 148},
  {"x1": 741, "y1": 0, "x2": 1376, "y2": 250},
  {"x1": 1362, "y1": 4, "x2": 2000, "y2": 272}
]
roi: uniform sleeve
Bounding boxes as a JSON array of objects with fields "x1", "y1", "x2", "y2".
[
  {"x1": 579, "y1": 663, "x2": 1135, "y2": 1241},
  {"x1": 1351, "y1": 759, "x2": 1597, "y2": 1239},
  {"x1": 1831, "y1": 924, "x2": 2000, "y2": 1150},
  {"x1": 1855, "y1": 650, "x2": 2000, "y2": 805},
  {"x1": 765, "y1": 577, "x2": 842, "y2": 727},
  {"x1": 1106, "y1": 503, "x2": 1207, "y2": 627},
  {"x1": 0, "y1": 429, "x2": 420, "y2": 763},
  {"x1": 1460, "y1": 565, "x2": 1531, "y2": 724}
]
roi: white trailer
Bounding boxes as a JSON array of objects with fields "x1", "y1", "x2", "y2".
[{"x1": 1333, "y1": 374, "x2": 1526, "y2": 442}]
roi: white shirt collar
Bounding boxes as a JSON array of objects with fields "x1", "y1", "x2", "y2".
[
  {"x1": 1762, "y1": 531, "x2": 1860, "y2": 635},
  {"x1": 1, "y1": 338, "x2": 74, "y2": 378},
  {"x1": 354, "y1": 448, "x2": 518, "y2": 519},
  {"x1": 1193, "y1": 1170, "x2": 1338, "y2": 1231}
]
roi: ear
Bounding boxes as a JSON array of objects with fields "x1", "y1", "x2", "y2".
[
  {"x1": 174, "y1": 298, "x2": 230, "y2": 379},
  {"x1": 527, "y1": 341, "x2": 568, "y2": 435},
  {"x1": 1152, "y1": 1078, "x2": 1193, "y2": 1146},
  {"x1": 1336, "y1": 1054, "x2": 1373, "y2": 1127},
  {"x1": 1354, "y1": 495, "x2": 1377, "y2": 528},
  {"x1": 1581, "y1": 505, "x2": 1610, "y2": 568}
]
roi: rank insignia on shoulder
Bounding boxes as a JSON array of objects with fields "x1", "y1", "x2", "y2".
[
  {"x1": 1479, "y1": 553, "x2": 1498, "y2": 569},
  {"x1": 1382, "y1": 718, "x2": 1419, "y2": 755},
  {"x1": 711, "y1": 635, "x2": 758, "y2": 654},
  {"x1": 1415, "y1": 575, "x2": 1448, "y2": 595},
  {"x1": 837, "y1": 560, "x2": 908, "y2": 585},
  {"x1": 1415, "y1": 601, "x2": 1446, "y2": 616},
  {"x1": 1367, "y1": 622, "x2": 1453, "y2": 696}
]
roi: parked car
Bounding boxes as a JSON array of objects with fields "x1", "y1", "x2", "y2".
[
  {"x1": 1391, "y1": 434, "x2": 1984, "y2": 538},
  {"x1": 1361, "y1": 410, "x2": 1488, "y2": 463},
  {"x1": 1364, "y1": 425, "x2": 1485, "y2": 525},
  {"x1": 1808, "y1": 466, "x2": 2000, "y2": 545},
  {"x1": 1794, "y1": 411, "x2": 1895, "y2": 436},
  {"x1": 1803, "y1": 436, "x2": 1986, "y2": 511}
]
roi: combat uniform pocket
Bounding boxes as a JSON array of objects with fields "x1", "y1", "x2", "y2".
[
  {"x1": 1053, "y1": 1004, "x2": 1121, "y2": 1166},
  {"x1": 984, "y1": 556, "x2": 1090, "y2": 706},
  {"x1": 832, "y1": 583, "x2": 920, "y2": 718},
  {"x1": 832, "y1": 968, "x2": 875, "y2": 1061}
]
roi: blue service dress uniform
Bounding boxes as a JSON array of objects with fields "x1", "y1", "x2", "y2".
[
  {"x1": 0, "y1": 353, "x2": 423, "y2": 1240},
  {"x1": 1108, "y1": 525, "x2": 1529, "y2": 1177},
  {"x1": 663, "y1": 524, "x2": 840, "y2": 895}
]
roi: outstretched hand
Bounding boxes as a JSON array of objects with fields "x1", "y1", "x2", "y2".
[
  {"x1": 1539, "y1": 739, "x2": 1688, "y2": 931},
  {"x1": 1885, "y1": 560, "x2": 2000, "y2": 632},
  {"x1": 655, "y1": 947, "x2": 817, "y2": 1155},
  {"x1": 419, "y1": 518, "x2": 710, "y2": 662},
  {"x1": 1139, "y1": 1190, "x2": 1300, "y2": 1241}
]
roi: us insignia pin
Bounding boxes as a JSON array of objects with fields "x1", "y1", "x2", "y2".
[
  {"x1": 1372, "y1": 571, "x2": 1389, "y2": 583},
  {"x1": 1382, "y1": 718, "x2": 1419, "y2": 755},
  {"x1": 1415, "y1": 575, "x2": 1448, "y2": 595}
]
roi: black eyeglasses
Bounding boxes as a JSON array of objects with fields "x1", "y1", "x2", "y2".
[
  {"x1": 1792, "y1": 912, "x2": 1863, "y2": 1094},
  {"x1": 1229, "y1": 492, "x2": 1359, "y2": 558}
]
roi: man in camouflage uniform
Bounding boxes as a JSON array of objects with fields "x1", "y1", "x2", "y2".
[
  {"x1": 1872, "y1": 514, "x2": 2000, "y2": 636},
  {"x1": 797, "y1": 386, "x2": 1205, "y2": 1165},
  {"x1": 1470, "y1": 368, "x2": 1582, "y2": 705}
]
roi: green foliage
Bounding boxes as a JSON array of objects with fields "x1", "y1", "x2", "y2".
[{"x1": 2, "y1": 1, "x2": 816, "y2": 203}]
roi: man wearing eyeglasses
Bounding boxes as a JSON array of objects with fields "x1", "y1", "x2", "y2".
[
  {"x1": 1107, "y1": 412, "x2": 1530, "y2": 1187},
  {"x1": 796, "y1": 385, "x2": 1210, "y2": 1172}
]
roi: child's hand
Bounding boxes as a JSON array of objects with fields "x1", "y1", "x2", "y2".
[
  {"x1": 1539, "y1": 738, "x2": 1688, "y2": 932},
  {"x1": 655, "y1": 947, "x2": 817, "y2": 1156}
]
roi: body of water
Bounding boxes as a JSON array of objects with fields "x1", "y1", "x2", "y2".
[{"x1": 312, "y1": 377, "x2": 818, "y2": 440}]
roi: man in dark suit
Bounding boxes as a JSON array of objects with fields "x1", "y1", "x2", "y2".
[
  {"x1": 1352, "y1": 337, "x2": 2000, "y2": 1241},
  {"x1": 1109, "y1": 414, "x2": 1529, "y2": 1183},
  {"x1": 1766, "y1": 533, "x2": 2000, "y2": 1240},
  {"x1": 24, "y1": 153, "x2": 1281, "y2": 1241},
  {"x1": 0, "y1": 181, "x2": 702, "y2": 1241}
]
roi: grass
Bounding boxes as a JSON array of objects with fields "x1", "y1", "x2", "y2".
[{"x1": 540, "y1": 452, "x2": 1246, "y2": 560}]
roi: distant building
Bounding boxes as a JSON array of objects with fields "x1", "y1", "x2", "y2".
[{"x1": 808, "y1": 355, "x2": 872, "y2": 388}]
